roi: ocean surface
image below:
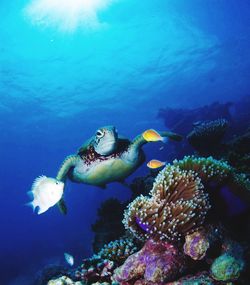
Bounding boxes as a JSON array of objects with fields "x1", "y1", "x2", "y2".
[{"x1": 0, "y1": 0, "x2": 250, "y2": 284}]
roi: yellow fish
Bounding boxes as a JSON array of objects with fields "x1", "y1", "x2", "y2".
[
  {"x1": 147, "y1": 159, "x2": 166, "y2": 169},
  {"x1": 142, "y1": 129, "x2": 166, "y2": 142}
]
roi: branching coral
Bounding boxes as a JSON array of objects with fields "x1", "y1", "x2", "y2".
[
  {"x1": 96, "y1": 237, "x2": 139, "y2": 264},
  {"x1": 123, "y1": 164, "x2": 211, "y2": 241}
]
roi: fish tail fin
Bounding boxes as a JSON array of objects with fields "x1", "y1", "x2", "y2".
[{"x1": 25, "y1": 201, "x2": 36, "y2": 211}]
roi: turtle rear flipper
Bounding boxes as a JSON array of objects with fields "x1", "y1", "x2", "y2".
[{"x1": 57, "y1": 198, "x2": 67, "y2": 215}]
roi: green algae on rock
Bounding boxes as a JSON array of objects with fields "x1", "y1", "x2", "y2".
[{"x1": 211, "y1": 253, "x2": 244, "y2": 281}]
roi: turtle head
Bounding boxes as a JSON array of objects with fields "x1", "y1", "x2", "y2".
[{"x1": 93, "y1": 126, "x2": 118, "y2": 156}]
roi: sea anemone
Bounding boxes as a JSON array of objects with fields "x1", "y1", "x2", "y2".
[
  {"x1": 123, "y1": 165, "x2": 211, "y2": 241},
  {"x1": 173, "y1": 156, "x2": 232, "y2": 184}
]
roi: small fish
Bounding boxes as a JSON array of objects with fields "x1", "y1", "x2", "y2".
[
  {"x1": 159, "y1": 146, "x2": 164, "y2": 151},
  {"x1": 142, "y1": 129, "x2": 166, "y2": 142},
  {"x1": 64, "y1": 253, "x2": 74, "y2": 266},
  {"x1": 27, "y1": 176, "x2": 64, "y2": 215},
  {"x1": 147, "y1": 159, "x2": 166, "y2": 169}
]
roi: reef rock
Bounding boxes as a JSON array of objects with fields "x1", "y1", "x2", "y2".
[
  {"x1": 112, "y1": 239, "x2": 187, "y2": 283},
  {"x1": 187, "y1": 119, "x2": 228, "y2": 156},
  {"x1": 210, "y1": 253, "x2": 244, "y2": 282},
  {"x1": 166, "y1": 271, "x2": 214, "y2": 285}
]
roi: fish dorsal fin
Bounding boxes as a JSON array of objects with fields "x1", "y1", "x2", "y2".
[{"x1": 31, "y1": 175, "x2": 48, "y2": 192}]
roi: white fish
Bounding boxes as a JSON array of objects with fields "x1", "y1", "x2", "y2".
[
  {"x1": 27, "y1": 176, "x2": 64, "y2": 214},
  {"x1": 64, "y1": 252, "x2": 74, "y2": 266}
]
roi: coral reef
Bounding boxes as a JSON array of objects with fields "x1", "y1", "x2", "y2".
[
  {"x1": 96, "y1": 237, "x2": 140, "y2": 265},
  {"x1": 166, "y1": 271, "x2": 215, "y2": 285},
  {"x1": 187, "y1": 119, "x2": 228, "y2": 156},
  {"x1": 47, "y1": 124, "x2": 250, "y2": 285},
  {"x1": 157, "y1": 98, "x2": 250, "y2": 161},
  {"x1": 157, "y1": 102, "x2": 232, "y2": 135},
  {"x1": 112, "y1": 239, "x2": 188, "y2": 284},
  {"x1": 123, "y1": 155, "x2": 250, "y2": 242},
  {"x1": 92, "y1": 198, "x2": 126, "y2": 253},
  {"x1": 74, "y1": 257, "x2": 115, "y2": 284}
]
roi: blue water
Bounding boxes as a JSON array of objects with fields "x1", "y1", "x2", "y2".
[{"x1": 0, "y1": 0, "x2": 250, "y2": 284}]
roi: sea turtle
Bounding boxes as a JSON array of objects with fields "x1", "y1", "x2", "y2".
[{"x1": 31, "y1": 126, "x2": 182, "y2": 214}]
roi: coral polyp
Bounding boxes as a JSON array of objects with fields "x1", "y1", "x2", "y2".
[{"x1": 123, "y1": 165, "x2": 211, "y2": 241}]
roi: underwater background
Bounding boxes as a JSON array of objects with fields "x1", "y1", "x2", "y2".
[{"x1": 0, "y1": 0, "x2": 250, "y2": 284}]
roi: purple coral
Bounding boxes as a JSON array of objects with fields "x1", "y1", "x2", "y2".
[
  {"x1": 183, "y1": 230, "x2": 210, "y2": 260},
  {"x1": 112, "y1": 239, "x2": 188, "y2": 284}
]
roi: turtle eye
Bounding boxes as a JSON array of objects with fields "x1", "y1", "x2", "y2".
[{"x1": 96, "y1": 130, "x2": 104, "y2": 138}]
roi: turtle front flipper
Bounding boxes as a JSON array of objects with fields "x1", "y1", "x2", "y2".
[
  {"x1": 56, "y1": 155, "x2": 81, "y2": 214},
  {"x1": 56, "y1": 155, "x2": 81, "y2": 181},
  {"x1": 159, "y1": 131, "x2": 182, "y2": 142}
]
